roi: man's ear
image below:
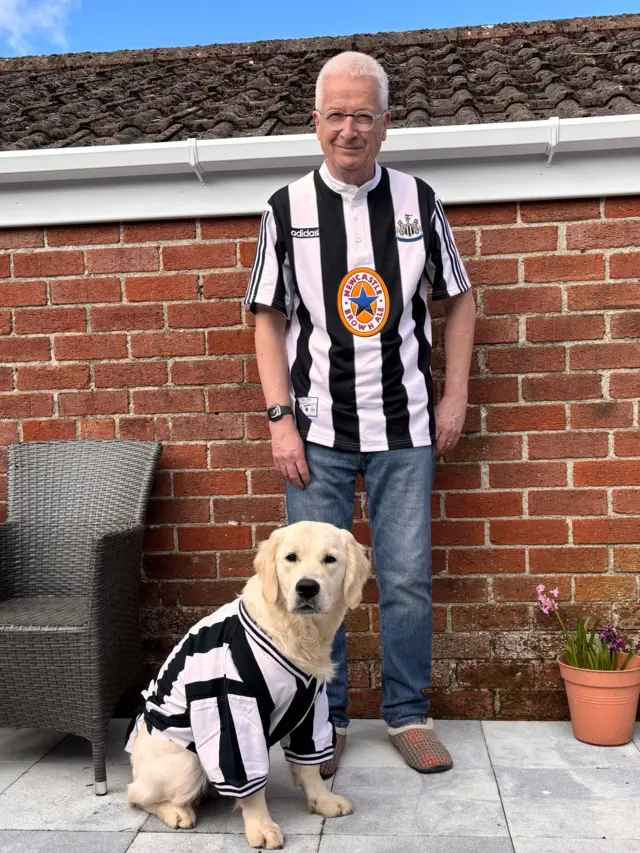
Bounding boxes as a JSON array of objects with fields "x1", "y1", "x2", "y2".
[
  {"x1": 342, "y1": 530, "x2": 371, "y2": 610},
  {"x1": 254, "y1": 528, "x2": 283, "y2": 605}
]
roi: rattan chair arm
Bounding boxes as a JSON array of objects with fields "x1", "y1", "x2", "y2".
[
  {"x1": 89, "y1": 525, "x2": 146, "y2": 617},
  {"x1": 0, "y1": 522, "x2": 19, "y2": 601}
]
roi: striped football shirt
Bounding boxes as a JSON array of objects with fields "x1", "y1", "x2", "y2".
[
  {"x1": 245, "y1": 161, "x2": 471, "y2": 453},
  {"x1": 125, "y1": 598, "x2": 334, "y2": 799}
]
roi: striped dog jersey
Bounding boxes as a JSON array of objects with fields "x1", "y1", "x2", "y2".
[{"x1": 125, "y1": 599, "x2": 334, "y2": 798}]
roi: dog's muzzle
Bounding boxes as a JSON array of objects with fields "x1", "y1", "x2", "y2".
[{"x1": 293, "y1": 578, "x2": 321, "y2": 612}]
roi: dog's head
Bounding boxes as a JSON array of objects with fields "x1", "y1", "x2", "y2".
[{"x1": 253, "y1": 521, "x2": 370, "y2": 615}]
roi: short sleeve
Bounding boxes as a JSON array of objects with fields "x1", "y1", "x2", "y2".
[
  {"x1": 244, "y1": 201, "x2": 294, "y2": 319},
  {"x1": 281, "y1": 684, "x2": 335, "y2": 766},
  {"x1": 426, "y1": 193, "x2": 472, "y2": 301}
]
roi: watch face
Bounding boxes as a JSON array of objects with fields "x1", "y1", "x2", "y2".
[{"x1": 272, "y1": 405, "x2": 281, "y2": 419}]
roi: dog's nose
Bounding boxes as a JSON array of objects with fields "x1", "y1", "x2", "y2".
[{"x1": 296, "y1": 578, "x2": 320, "y2": 600}]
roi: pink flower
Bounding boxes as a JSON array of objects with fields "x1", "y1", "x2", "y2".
[
  {"x1": 551, "y1": 588, "x2": 559, "y2": 598},
  {"x1": 537, "y1": 583, "x2": 558, "y2": 614}
]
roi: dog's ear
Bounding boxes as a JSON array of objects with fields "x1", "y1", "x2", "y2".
[
  {"x1": 341, "y1": 530, "x2": 370, "y2": 610},
  {"x1": 254, "y1": 528, "x2": 283, "y2": 605}
]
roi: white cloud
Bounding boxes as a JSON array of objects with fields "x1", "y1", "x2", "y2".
[{"x1": 0, "y1": 0, "x2": 78, "y2": 55}]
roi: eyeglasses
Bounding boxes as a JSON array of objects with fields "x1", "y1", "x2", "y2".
[{"x1": 317, "y1": 110, "x2": 384, "y2": 131}]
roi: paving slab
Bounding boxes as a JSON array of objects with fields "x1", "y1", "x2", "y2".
[
  {"x1": 0, "y1": 728, "x2": 65, "y2": 763},
  {"x1": 495, "y1": 766, "x2": 640, "y2": 800},
  {"x1": 130, "y1": 833, "x2": 320, "y2": 852},
  {"x1": 42, "y1": 719, "x2": 131, "y2": 766},
  {"x1": 319, "y1": 837, "x2": 515, "y2": 853},
  {"x1": 0, "y1": 831, "x2": 136, "y2": 853},
  {"x1": 514, "y1": 840, "x2": 640, "y2": 853},
  {"x1": 504, "y1": 798, "x2": 640, "y2": 841},
  {"x1": 0, "y1": 762, "x2": 31, "y2": 794}
]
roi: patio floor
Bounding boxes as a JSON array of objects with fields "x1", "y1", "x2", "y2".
[{"x1": 1, "y1": 718, "x2": 639, "y2": 852}]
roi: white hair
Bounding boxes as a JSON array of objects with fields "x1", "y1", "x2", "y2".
[{"x1": 315, "y1": 52, "x2": 389, "y2": 112}]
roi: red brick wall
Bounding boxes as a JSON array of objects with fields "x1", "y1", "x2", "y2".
[{"x1": 1, "y1": 198, "x2": 639, "y2": 720}]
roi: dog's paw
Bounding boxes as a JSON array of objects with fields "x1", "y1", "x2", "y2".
[
  {"x1": 155, "y1": 802, "x2": 196, "y2": 829},
  {"x1": 309, "y1": 792, "x2": 352, "y2": 818},
  {"x1": 245, "y1": 819, "x2": 284, "y2": 849}
]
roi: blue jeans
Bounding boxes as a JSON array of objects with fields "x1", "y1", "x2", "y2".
[{"x1": 285, "y1": 441, "x2": 435, "y2": 729}]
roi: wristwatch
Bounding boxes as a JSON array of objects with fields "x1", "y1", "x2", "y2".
[{"x1": 266, "y1": 404, "x2": 294, "y2": 422}]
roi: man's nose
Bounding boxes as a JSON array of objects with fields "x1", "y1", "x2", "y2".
[{"x1": 339, "y1": 117, "x2": 358, "y2": 138}]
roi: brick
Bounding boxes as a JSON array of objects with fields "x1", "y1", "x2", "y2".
[
  {"x1": 0, "y1": 393, "x2": 53, "y2": 418},
  {"x1": 486, "y1": 346, "x2": 564, "y2": 374},
  {"x1": 151, "y1": 470, "x2": 172, "y2": 497},
  {"x1": 80, "y1": 419, "x2": 116, "y2": 439},
  {"x1": 178, "y1": 525, "x2": 252, "y2": 551},
  {"x1": 177, "y1": 580, "x2": 245, "y2": 606},
  {"x1": 22, "y1": 418, "x2": 74, "y2": 440},
  {"x1": 171, "y1": 358, "x2": 243, "y2": 386},
  {"x1": 528, "y1": 432, "x2": 608, "y2": 460},
  {"x1": 447, "y1": 435, "x2": 522, "y2": 463},
  {"x1": 250, "y1": 469, "x2": 286, "y2": 495},
  {"x1": 614, "y1": 432, "x2": 640, "y2": 457},
  {"x1": 610, "y1": 252, "x2": 640, "y2": 279},
  {"x1": 15, "y1": 307, "x2": 87, "y2": 335},
  {"x1": 489, "y1": 461, "x2": 567, "y2": 488},
  {"x1": 568, "y1": 220, "x2": 640, "y2": 250},
  {"x1": 13, "y1": 250, "x2": 84, "y2": 278},
  {"x1": 574, "y1": 460, "x2": 640, "y2": 486},
  {"x1": 0, "y1": 310, "x2": 10, "y2": 334},
  {"x1": 0, "y1": 367, "x2": 12, "y2": 391},
  {"x1": 55, "y1": 333, "x2": 127, "y2": 361},
  {"x1": 526, "y1": 315, "x2": 605, "y2": 343},
  {"x1": 207, "y1": 329, "x2": 255, "y2": 355},
  {"x1": 0, "y1": 423, "x2": 19, "y2": 444},
  {"x1": 520, "y1": 199, "x2": 600, "y2": 222},
  {"x1": 143, "y1": 526, "x2": 175, "y2": 552},
  {"x1": 124, "y1": 274, "x2": 199, "y2": 302},
  {"x1": 571, "y1": 343, "x2": 640, "y2": 370},
  {"x1": 445, "y1": 491, "x2": 522, "y2": 518},
  {"x1": 493, "y1": 576, "x2": 570, "y2": 602},
  {"x1": 0, "y1": 337, "x2": 50, "y2": 362},
  {"x1": 219, "y1": 552, "x2": 255, "y2": 578},
  {"x1": 163, "y1": 244, "x2": 236, "y2": 271},
  {"x1": 499, "y1": 690, "x2": 569, "y2": 721},
  {"x1": 133, "y1": 389, "x2": 205, "y2": 414},
  {"x1": 246, "y1": 415, "x2": 271, "y2": 440},
  {"x1": 50, "y1": 277, "x2": 121, "y2": 304},
  {"x1": 446, "y1": 203, "x2": 517, "y2": 226},
  {"x1": 574, "y1": 576, "x2": 637, "y2": 601},
  {"x1": 58, "y1": 390, "x2": 129, "y2": 416},
  {"x1": 571, "y1": 401, "x2": 634, "y2": 429},
  {"x1": 17, "y1": 364, "x2": 90, "y2": 391},
  {"x1": 201, "y1": 218, "x2": 261, "y2": 239},
  {"x1": 432, "y1": 632, "x2": 492, "y2": 660},
  {"x1": 174, "y1": 470, "x2": 246, "y2": 496},
  {"x1": 610, "y1": 373, "x2": 640, "y2": 399},
  {"x1": 433, "y1": 463, "x2": 482, "y2": 491},
  {"x1": 451, "y1": 229, "x2": 476, "y2": 256},
  {"x1": 0, "y1": 255, "x2": 9, "y2": 278},
  {"x1": 203, "y1": 271, "x2": 250, "y2": 299},
  {"x1": 522, "y1": 375, "x2": 601, "y2": 402},
  {"x1": 0, "y1": 281, "x2": 47, "y2": 307},
  {"x1": 0, "y1": 228, "x2": 44, "y2": 249},
  {"x1": 486, "y1": 404, "x2": 565, "y2": 432},
  {"x1": 491, "y1": 519, "x2": 568, "y2": 545},
  {"x1": 448, "y1": 548, "x2": 526, "y2": 575},
  {"x1": 208, "y1": 386, "x2": 264, "y2": 413},
  {"x1": 529, "y1": 489, "x2": 607, "y2": 517},
  {"x1": 463, "y1": 258, "x2": 518, "y2": 285},
  {"x1": 238, "y1": 241, "x2": 258, "y2": 268},
  {"x1": 144, "y1": 553, "x2": 217, "y2": 580},
  {"x1": 148, "y1": 498, "x2": 210, "y2": 524},
  {"x1": 158, "y1": 444, "x2": 207, "y2": 469},
  {"x1": 47, "y1": 224, "x2": 120, "y2": 246},
  {"x1": 91, "y1": 304, "x2": 164, "y2": 331},
  {"x1": 119, "y1": 417, "x2": 155, "y2": 440},
  {"x1": 529, "y1": 546, "x2": 608, "y2": 573},
  {"x1": 481, "y1": 226, "x2": 558, "y2": 255},
  {"x1": 209, "y1": 442, "x2": 273, "y2": 468},
  {"x1": 458, "y1": 661, "x2": 535, "y2": 689},
  {"x1": 567, "y1": 283, "x2": 640, "y2": 311},
  {"x1": 94, "y1": 362, "x2": 168, "y2": 388},
  {"x1": 431, "y1": 520, "x2": 484, "y2": 546},
  {"x1": 87, "y1": 246, "x2": 158, "y2": 274},
  {"x1": 524, "y1": 254, "x2": 604, "y2": 283},
  {"x1": 613, "y1": 547, "x2": 640, "y2": 572},
  {"x1": 171, "y1": 415, "x2": 243, "y2": 441},
  {"x1": 214, "y1": 496, "x2": 284, "y2": 523},
  {"x1": 167, "y1": 301, "x2": 240, "y2": 328},
  {"x1": 611, "y1": 312, "x2": 640, "y2": 339},
  {"x1": 131, "y1": 332, "x2": 204, "y2": 358},
  {"x1": 574, "y1": 518, "x2": 640, "y2": 544},
  {"x1": 604, "y1": 197, "x2": 640, "y2": 218},
  {"x1": 613, "y1": 489, "x2": 640, "y2": 514},
  {"x1": 483, "y1": 286, "x2": 562, "y2": 316},
  {"x1": 432, "y1": 577, "x2": 487, "y2": 604},
  {"x1": 123, "y1": 220, "x2": 196, "y2": 242},
  {"x1": 473, "y1": 318, "x2": 518, "y2": 344}
]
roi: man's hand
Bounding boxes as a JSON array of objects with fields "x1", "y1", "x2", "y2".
[
  {"x1": 270, "y1": 417, "x2": 310, "y2": 489},
  {"x1": 434, "y1": 394, "x2": 467, "y2": 456}
]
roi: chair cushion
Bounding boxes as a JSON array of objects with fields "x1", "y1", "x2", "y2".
[{"x1": 0, "y1": 596, "x2": 89, "y2": 631}]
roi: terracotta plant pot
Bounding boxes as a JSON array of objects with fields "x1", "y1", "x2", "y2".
[{"x1": 558, "y1": 654, "x2": 640, "y2": 746}]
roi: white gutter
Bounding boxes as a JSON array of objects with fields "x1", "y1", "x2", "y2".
[{"x1": 0, "y1": 115, "x2": 639, "y2": 227}]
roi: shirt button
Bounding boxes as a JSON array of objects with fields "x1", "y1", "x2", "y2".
[
  {"x1": 353, "y1": 201, "x2": 359, "y2": 207},
  {"x1": 355, "y1": 235, "x2": 362, "y2": 242}
]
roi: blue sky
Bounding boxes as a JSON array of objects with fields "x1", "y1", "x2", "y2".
[{"x1": 0, "y1": 0, "x2": 636, "y2": 57}]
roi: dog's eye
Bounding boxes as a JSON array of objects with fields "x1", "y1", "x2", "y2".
[
  {"x1": 323, "y1": 555, "x2": 337, "y2": 564},
  {"x1": 284, "y1": 553, "x2": 297, "y2": 562}
]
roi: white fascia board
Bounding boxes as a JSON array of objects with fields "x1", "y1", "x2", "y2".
[{"x1": 0, "y1": 115, "x2": 639, "y2": 227}]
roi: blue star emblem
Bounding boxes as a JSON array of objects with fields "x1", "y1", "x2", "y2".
[{"x1": 350, "y1": 285, "x2": 377, "y2": 318}]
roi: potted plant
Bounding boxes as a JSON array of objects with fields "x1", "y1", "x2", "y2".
[{"x1": 537, "y1": 584, "x2": 640, "y2": 746}]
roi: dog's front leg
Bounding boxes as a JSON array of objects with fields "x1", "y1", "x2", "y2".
[
  {"x1": 290, "y1": 764, "x2": 352, "y2": 818},
  {"x1": 237, "y1": 787, "x2": 284, "y2": 849}
]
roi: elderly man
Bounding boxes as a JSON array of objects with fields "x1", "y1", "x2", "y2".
[{"x1": 245, "y1": 52, "x2": 475, "y2": 775}]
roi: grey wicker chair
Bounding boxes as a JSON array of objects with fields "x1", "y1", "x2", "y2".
[{"x1": 0, "y1": 439, "x2": 161, "y2": 795}]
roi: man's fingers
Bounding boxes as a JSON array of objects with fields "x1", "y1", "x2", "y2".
[
  {"x1": 297, "y1": 458, "x2": 310, "y2": 486},
  {"x1": 285, "y1": 460, "x2": 305, "y2": 489}
]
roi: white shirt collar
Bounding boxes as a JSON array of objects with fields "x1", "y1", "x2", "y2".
[{"x1": 319, "y1": 160, "x2": 381, "y2": 197}]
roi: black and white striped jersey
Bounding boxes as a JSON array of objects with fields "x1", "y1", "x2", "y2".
[
  {"x1": 245, "y1": 162, "x2": 471, "y2": 452},
  {"x1": 124, "y1": 599, "x2": 334, "y2": 799}
]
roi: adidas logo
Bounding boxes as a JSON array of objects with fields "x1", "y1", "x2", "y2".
[{"x1": 291, "y1": 227, "x2": 320, "y2": 238}]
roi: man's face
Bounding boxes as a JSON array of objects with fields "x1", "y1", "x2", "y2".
[{"x1": 313, "y1": 74, "x2": 390, "y2": 178}]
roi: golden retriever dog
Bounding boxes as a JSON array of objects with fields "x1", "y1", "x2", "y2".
[{"x1": 126, "y1": 521, "x2": 370, "y2": 849}]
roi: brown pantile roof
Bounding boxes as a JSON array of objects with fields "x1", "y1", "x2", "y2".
[{"x1": 0, "y1": 14, "x2": 638, "y2": 151}]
